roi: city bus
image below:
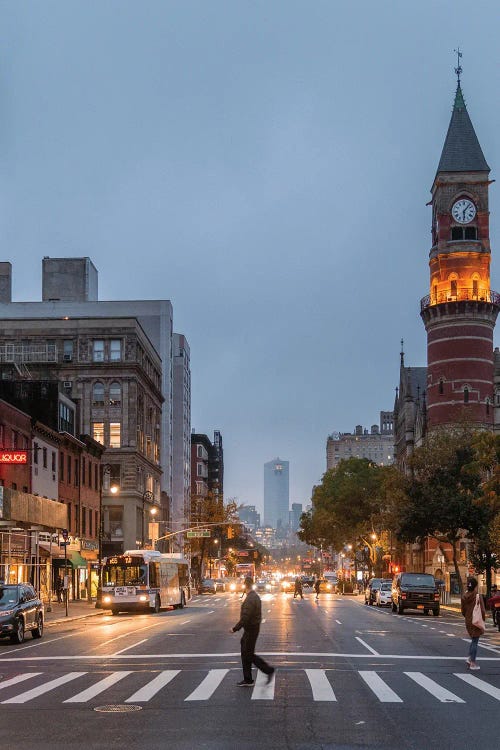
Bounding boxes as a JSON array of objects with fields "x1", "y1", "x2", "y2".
[
  {"x1": 101, "y1": 550, "x2": 190, "y2": 615},
  {"x1": 235, "y1": 562, "x2": 256, "y2": 580}
]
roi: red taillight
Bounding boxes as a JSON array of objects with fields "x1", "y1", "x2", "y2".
[
  {"x1": 401, "y1": 593, "x2": 407, "y2": 599},
  {"x1": 434, "y1": 593, "x2": 440, "y2": 600}
]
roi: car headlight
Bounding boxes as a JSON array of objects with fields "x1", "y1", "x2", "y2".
[
  {"x1": 266, "y1": 584, "x2": 271, "y2": 591},
  {"x1": 103, "y1": 596, "x2": 111, "y2": 604},
  {"x1": 139, "y1": 595, "x2": 148, "y2": 602},
  {"x1": 327, "y1": 584, "x2": 332, "y2": 590},
  {"x1": 229, "y1": 583, "x2": 236, "y2": 591}
]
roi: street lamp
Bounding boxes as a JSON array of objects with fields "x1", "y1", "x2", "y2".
[
  {"x1": 141, "y1": 490, "x2": 155, "y2": 548},
  {"x1": 96, "y1": 463, "x2": 114, "y2": 608}
]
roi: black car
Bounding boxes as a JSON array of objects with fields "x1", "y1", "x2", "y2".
[
  {"x1": 199, "y1": 578, "x2": 217, "y2": 594},
  {"x1": 391, "y1": 572, "x2": 440, "y2": 616},
  {"x1": 364, "y1": 578, "x2": 383, "y2": 605},
  {"x1": 0, "y1": 583, "x2": 44, "y2": 643}
]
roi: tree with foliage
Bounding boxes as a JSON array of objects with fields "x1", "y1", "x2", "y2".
[
  {"x1": 394, "y1": 428, "x2": 485, "y2": 594},
  {"x1": 298, "y1": 458, "x2": 400, "y2": 576}
]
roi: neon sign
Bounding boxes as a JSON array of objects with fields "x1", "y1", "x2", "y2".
[{"x1": 0, "y1": 451, "x2": 28, "y2": 464}]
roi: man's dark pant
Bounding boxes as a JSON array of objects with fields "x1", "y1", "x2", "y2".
[{"x1": 240, "y1": 626, "x2": 273, "y2": 682}]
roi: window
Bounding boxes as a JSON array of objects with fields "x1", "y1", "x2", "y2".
[
  {"x1": 464, "y1": 387, "x2": 469, "y2": 404},
  {"x1": 63, "y1": 340, "x2": 74, "y2": 360},
  {"x1": 93, "y1": 340, "x2": 104, "y2": 362},
  {"x1": 12, "y1": 430, "x2": 17, "y2": 449},
  {"x1": 93, "y1": 423, "x2": 105, "y2": 445},
  {"x1": 473, "y1": 279, "x2": 479, "y2": 298},
  {"x1": 59, "y1": 402, "x2": 75, "y2": 434},
  {"x1": 197, "y1": 462, "x2": 203, "y2": 476},
  {"x1": 92, "y1": 382, "x2": 105, "y2": 407},
  {"x1": 51, "y1": 451, "x2": 56, "y2": 473},
  {"x1": 450, "y1": 279, "x2": 458, "y2": 297},
  {"x1": 67, "y1": 455, "x2": 72, "y2": 484},
  {"x1": 110, "y1": 339, "x2": 121, "y2": 361},
  {"x1": 81, "y1": 457, "x2": 85, "y2": 486},
  {"x1": 109, "y1": 382, "x2": 121, "y2": 406},
  {"x1": 465, "y1": 226, "x2": 477, "y2": 240},
  {"x1": 109, "y1": 423, "x2": 121, "y2": 448},
  {"x1": 34, "y1": 442, "x2": 39, "y2": 465},
  {"x1": 81, "y1": 507, "x2": 86, "y2": 535},
  {"x1": 60, "y1": 452, "x2": 64, "y2": 476},
  {"x1": 43, "y1": 447, "x2": 47, "y2": 469},
  {"x1": 89, "y1": 461, "x2": 92, "y2": 486},
  {"x1": 439, "y1": 379, "x2": 444, "y2": 395},
  {"x1": 75, "y1": 459, "x2": 79, "y2": 487},
  {"x1": 486, "y1": 398, "x2": 491, "y2": 416},
  {"x1": 197, "y1": 445, "x2": 203, "y2": 458},
  {"x1": 451, "y1": 226, "x2": 464, "y2": 240}
]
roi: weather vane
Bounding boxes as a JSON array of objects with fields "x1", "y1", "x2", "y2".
[{"x1": 454, "y1": 47, "x2": 463, "y2": 85}]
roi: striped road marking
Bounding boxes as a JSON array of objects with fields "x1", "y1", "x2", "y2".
[
  {"x1": 404, "y1": 672, "x2": 464, "y2": 702},
  {"x1": 455, "y1": 673, "x2": 500, "y2": 700},
  {"x1": 251, "y1": 669, "x2": 275, "y2": 700},
  {"x1": 125, "y1": 670, "x2": 180, "y2": 702},
  {"x1": 184, "y1": 669, "x2": 228, "y2": 701},
  {"x1": 305, "y1": 669, "x2": 336, "y2": 701},
  {"x1": 2, "y1": 672, "x2": 85, "y2": 704},
  {"x1": 359, "y1": 671, "x2": 402, "y2": 702},
  {"x1": 64, "y1": 671, "x2": 133, "y2": 703}
]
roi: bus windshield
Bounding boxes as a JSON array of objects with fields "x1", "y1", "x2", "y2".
[{"x1": 103, "y1": 562, "x2": 147, "y2": 587}]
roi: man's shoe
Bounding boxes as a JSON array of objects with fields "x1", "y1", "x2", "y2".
[
  {"x1": 237, "y1": 679, "x2": 254, "y2": 686},
  {"x1": 266, "y1": 668, "x2": 275, "y2": 685}
]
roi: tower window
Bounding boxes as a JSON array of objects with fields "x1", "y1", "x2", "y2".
[
  {"x1": 450, "y1": 279, "x2": 458, "y2": 298},
  {"x1": 472, "y1": 279, "x2": 479, "y2": 298},
  {"x1": 464, "y1": 387, "x2": 469, "y2": 404},
  {"x1": 464, "y1": 226, "x2": 477, "y2": 240},
  {"x1": 439, "y1": 379, "x2": 444, "y2": 395},
  {"x1": 451, "y1": 226, "x2": 464, "y2": 240}
]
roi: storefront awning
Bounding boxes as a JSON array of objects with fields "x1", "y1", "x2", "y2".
[{"x1": 70, "y1": 551, "x2": 88, "y2": 569}]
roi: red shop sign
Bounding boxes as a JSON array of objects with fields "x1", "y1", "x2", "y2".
[{"x1": 0, "y1": 451, "x2": 28, "y2": 464}]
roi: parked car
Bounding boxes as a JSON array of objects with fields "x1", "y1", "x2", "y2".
[
  {"x1": 391, "y1": 572, "x2": 440, "y2": 616},
  {"x1": 199, "y1": 578, "x2": 217, "y2": 594},
  {"x1": 364, "y1": 578, "x2": 383, "y2": 605},
  {"x1": 0, "y1": 583, "x2": 44, "y2": 643},
  {"x1": 214, "y1": 578, "x2": 226, "y2": 592},
  {"x1": 376, "y1": 580, "x2": 392, "y2": 607}
]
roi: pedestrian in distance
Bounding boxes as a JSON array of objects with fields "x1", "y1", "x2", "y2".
[
  {"x1": 487, "y1": 584, "x2": 500, "y2": 628},
  {"x1": 293, "y1": 577, "x2": 303, "y2": 600},
  {"x1": 55, "y1": 577, "x2": 63, "y2": 603},
  {"x1": 230, "y1": 576, "x2": 275, "y2": 687},
  {"x1": 314, "y1": 578, "x2": 320, "y2": 601},
  {"x1": 461, "y1": 576, "x2": 486, "y2": 670}
]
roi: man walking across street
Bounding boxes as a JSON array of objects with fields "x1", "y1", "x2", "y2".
[
  {"x1": 230, "y1": 576, "x2": 275, "y2": 686},
  {"x1": 314, "y1": 577, "x2": 320, "y2": 601}
]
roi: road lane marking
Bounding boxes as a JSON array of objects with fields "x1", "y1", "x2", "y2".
[
  {"x1": 180, "y1": 620, "x2": 191, "y2": 624},
  {"x1": 335, "y1": 620, "x2": 342, "y2": 625},
  {"x1": 2, "y1": 672, "x2": 85, "y2": 704},
  {"x1": 113, "y1": 639, "x2": 148, "y2": 655},
  {"x1": 359, "y1": 671, "x2": 402, "y2": 702},
  {"x1": 125, "y1": 670, "x2": 180, "y2": 702},
  {"x1": 185, "y1": 669, "x2": 228, "y2": 701},
  {"x1": 64, "y1": 671, "x2": 133, "y2": 702},
  {"x1": 2, "y1": 652, "x2": 500, "y2": 661},
  {"x1": 404, "y1": 672, "x2": 464, "y2": 702},
  {"x1": 462, "y1": 638, "x2": 500, "y2": 654},
  {"x1": 0, "y1": 674, "x2": 41, "y2": 691},
  {"x1": 355, "y1": 637, "x2": 379, "y2": 655},
  {"x1": 455, "y1": 673, "x2": 500, "y2": 700},
  {"x1": 251, "y1": 669, "x2": 275, "y2": 700},
  {"x1": 7, "y1": 632, "x2": 81, "y2": 652},
  {"x1": 305, "y1": 669, "x2": 336, "y2": 701}
]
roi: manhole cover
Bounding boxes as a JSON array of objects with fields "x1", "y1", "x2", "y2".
[{"x1": 94, "y1": 704, "x2": 142, "y2": 713}]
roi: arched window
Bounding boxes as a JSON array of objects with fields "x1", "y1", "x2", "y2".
[
  {"x1": 92, "y1": 382, "x2": 105, "y2": 407},
  {"x1": 439, "y1": 379, "x2": 444, "y2": 395},
  {"x1": 450, "y1": 279, "x2": 458, "y2": 298},
  {"x1": 464, "y1": 387, "x2": 469, "y2": 404},
  {"x1": 433, "y1": 283, "x2": 438, "y2": 303},
  {"x1": 109, "y1": 382, "x2": 121, "y2": 407}
]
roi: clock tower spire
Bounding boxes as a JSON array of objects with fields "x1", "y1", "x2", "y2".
[{"x1": 420, "y1": 65, "x2": 499, "y2": 429}]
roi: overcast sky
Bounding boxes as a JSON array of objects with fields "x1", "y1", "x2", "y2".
[{"x1": 1, "y1": 2, "x2": 500, "y2": 514}]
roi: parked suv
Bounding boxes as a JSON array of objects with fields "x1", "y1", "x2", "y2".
[
  {"x1": 0, "y1": 583, "x2": 44, "y2": 643},
  {"x1": 391, "y1": 572, "x2": 440, "y2": 616}
]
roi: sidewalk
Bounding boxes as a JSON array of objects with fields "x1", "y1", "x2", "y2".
[{"x1": 44, "y1": 599, "x2": 107, "y2": 625}]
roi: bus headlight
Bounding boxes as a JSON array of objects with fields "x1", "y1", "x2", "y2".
[
  {"x1": 229, "y1": 583, "x2": 236, "y2": 591},
  {"x1": 103, "y1": 596, "x2": 111, "y2": 604},
  {"x1": 139, "y1": 595, "x2": 148, "y2": 602}
]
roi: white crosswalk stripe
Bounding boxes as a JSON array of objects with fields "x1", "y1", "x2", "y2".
[
  {"x1": 64, "y1": 671, "x2": 133, "y2": 703},
  {"x1": 0, "y1": 668, "x2": 498, "y2": 706},
  {"x1": 404, "y1": 672, "x2": 464, "y2": 703},
  {"x1": 125, "y1": 670, "x2": 180, "y2": 702},
  {"x1": 305, "y1": 669, "x2": 336, "y2": 701},
  {"x1": 358, "y1": 671, "x2": 403, "y2": 702},
  {"x1": 184, "y1": 669, "x2": 228, "y2": 701},
  {"x1": 2, "y1": 672, "x2": 86, "y2": 704}
]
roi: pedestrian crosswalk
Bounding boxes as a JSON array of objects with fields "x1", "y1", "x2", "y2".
[{"x1": 0, "y1": 668, "x2": 499, "y2": 707}]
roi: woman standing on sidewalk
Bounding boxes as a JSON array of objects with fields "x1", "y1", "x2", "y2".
[{"x1": 461, "y1": 576, "x2": 485, "y2": 670}]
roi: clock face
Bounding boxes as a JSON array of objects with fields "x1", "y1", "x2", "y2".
[{"x1": 452, "y1": 198, "x2": 476, "y2": 224}]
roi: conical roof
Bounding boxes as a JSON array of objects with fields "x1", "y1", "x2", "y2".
[{"x1": 436, "y1": 84, "x2": 489, "y2": 174}]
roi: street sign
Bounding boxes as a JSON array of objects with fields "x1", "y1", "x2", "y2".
[{"x1": 186, "y1": 529, "x2": 211, "y2": 538}]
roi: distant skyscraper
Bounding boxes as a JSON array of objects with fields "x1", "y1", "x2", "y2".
[
  {"x1": 289, "y1": 502, "x2": 303, "y2": 532},
  {"x1": 264, "y1": 458, "x2": 289, "y2": 530}
]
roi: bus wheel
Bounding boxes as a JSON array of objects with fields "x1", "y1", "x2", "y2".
[
  {"x1": 179, "y1": 592, "x2": 186, "y2": 609},
  {"x1": 154, "y1": 595, "x2": 161, "y2": 614},
  {"x1": 111, "y1": 609, "x2": 119, "y2": 616}
]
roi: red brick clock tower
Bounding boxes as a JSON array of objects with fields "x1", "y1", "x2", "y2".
[{"x1": 421, "y1": 66, "x2": 500, "y2": 429}]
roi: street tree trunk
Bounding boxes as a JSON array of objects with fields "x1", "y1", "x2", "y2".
[{"x1": 451, "y1": 538, "x2": 463, "y2": 594}]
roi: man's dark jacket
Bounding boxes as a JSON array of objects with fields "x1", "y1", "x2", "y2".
[{"x1": 232, "y1": 590, "x2": 262, "y2": 631}]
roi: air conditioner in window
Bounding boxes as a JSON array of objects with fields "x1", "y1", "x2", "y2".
[
  {"x1": 63, "y1": 381, "x2": 73, "y2": 389},
  {"x1": 63, "y1": 354, "x2": 73, "y2": 362}
]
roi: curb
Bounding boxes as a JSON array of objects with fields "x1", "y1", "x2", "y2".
[{"x1": 45, "y1": 609, "x2": 106, "y2": 626}]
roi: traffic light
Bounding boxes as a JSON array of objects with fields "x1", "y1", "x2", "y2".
[{"x1": 227, "y1": 526, "x2": 233, "y2": 539}]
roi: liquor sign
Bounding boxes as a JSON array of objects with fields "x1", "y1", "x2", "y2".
[{"x1": 0, "y1": 451, "x2": 28, "y2": 464}]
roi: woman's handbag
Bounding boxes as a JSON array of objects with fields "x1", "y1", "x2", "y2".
[{"x1": 472, "y1": 593, "x2": 485, "y2": 632}]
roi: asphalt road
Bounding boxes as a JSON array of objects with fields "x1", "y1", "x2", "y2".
[{"x1": 0, "y1": 589, "x2": 499, "y2": 750}]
